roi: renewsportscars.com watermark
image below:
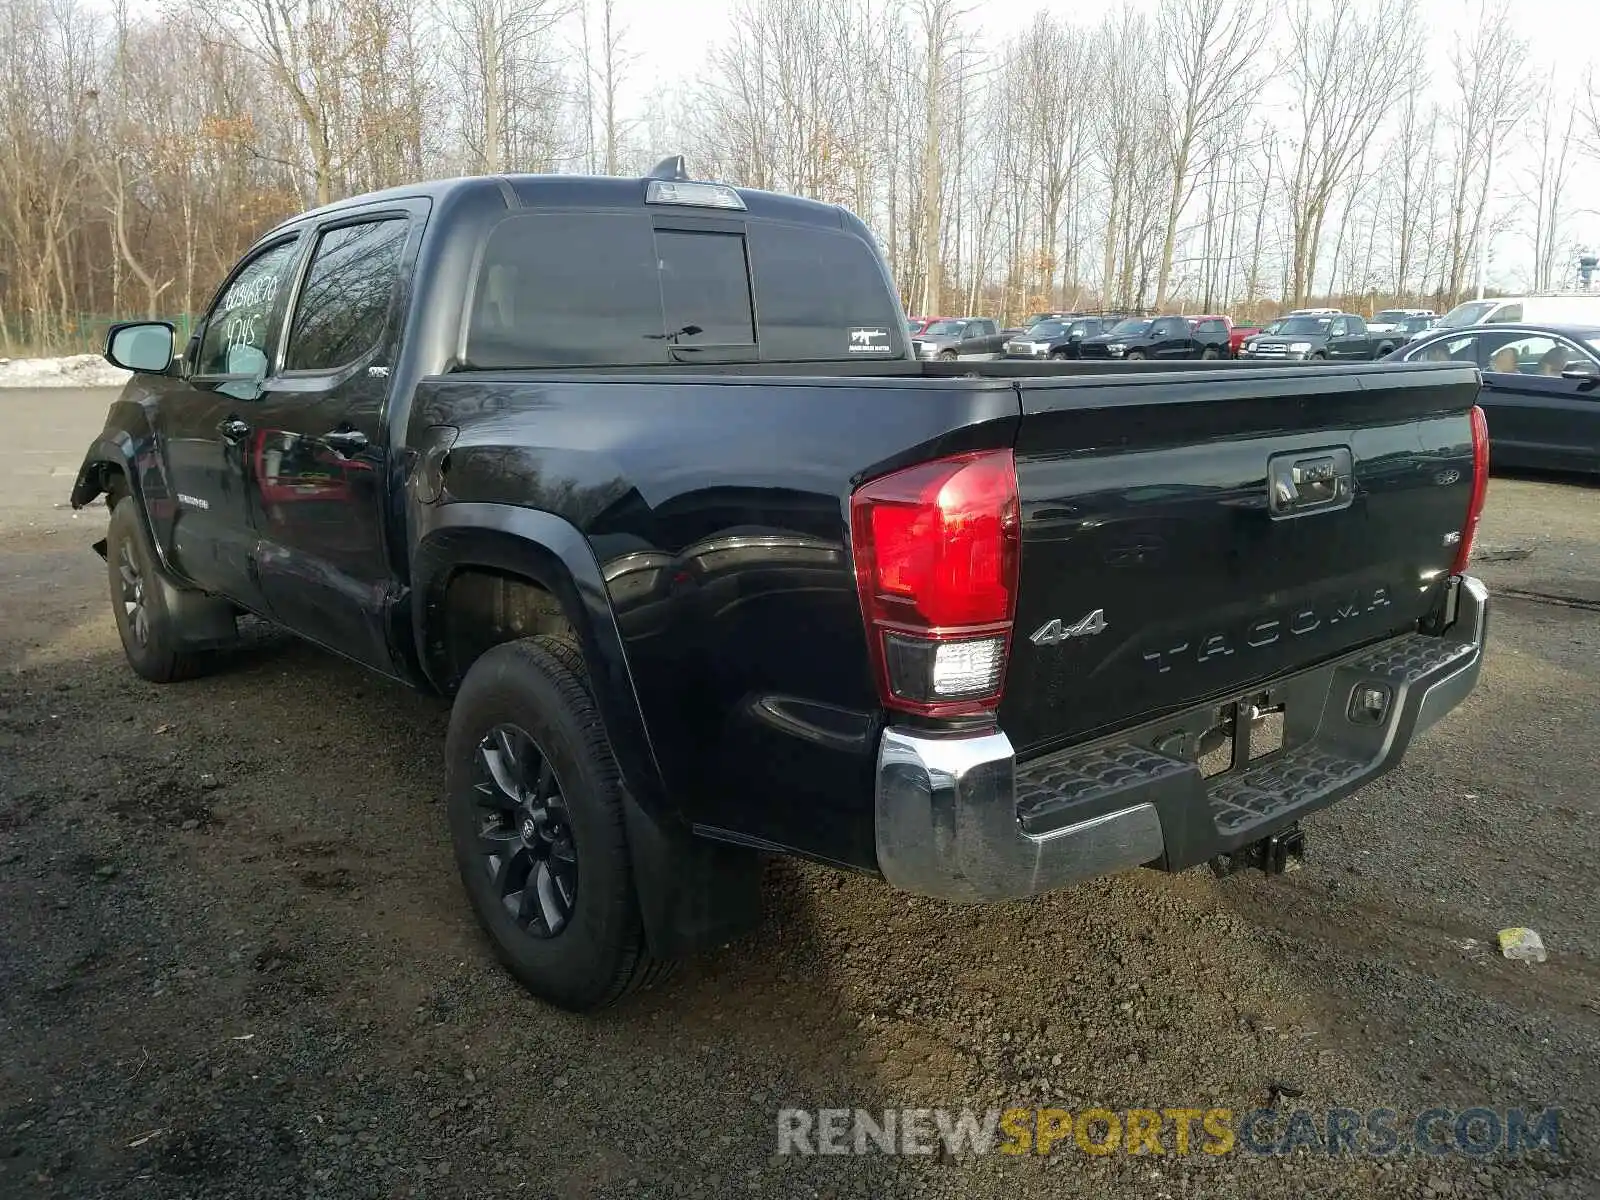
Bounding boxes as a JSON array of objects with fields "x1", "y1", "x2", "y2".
[{"x1": 777, "y1": 1106, "x2": 1563, "y2": 1159}]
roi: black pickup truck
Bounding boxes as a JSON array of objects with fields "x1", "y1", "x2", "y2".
[
  {"x1": 73, "y1": 161, "x2": 1491, "y2": 1012},
  {"x1": 1239, "y1": 312, "x2": 1406, "y2": 362}
]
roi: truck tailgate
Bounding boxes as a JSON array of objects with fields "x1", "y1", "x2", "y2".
[{"x1": 1000, "y1": 364, "x2": 1482, "y2": 757}]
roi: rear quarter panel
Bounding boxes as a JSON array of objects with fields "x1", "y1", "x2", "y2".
[{"x1": 410, "y1": 375, "x2": 1019, "y2": 869}]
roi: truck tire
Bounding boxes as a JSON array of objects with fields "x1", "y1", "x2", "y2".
[
  {"x1": 1310, "y1": 351, "x2": 1327, "y2": 361},
  {"x1": 1048, "y1": 349, "x2": 1069, "y2": 361},
  {"x1": 106, "y1": 497, "x2": 211, "y2": 683},
  {"x1": 444, "y1": 634, "x2": 668, "y2": 1012},
  {"x1": 1200, "y1": 346, "x2": 1220, "y2": 360},
  {"x1": 1126, "y1": 349, "x2": 1147, "y2": 360},
  {"x1": 938, "y1": 349, "x2": 957, "y2": 361}
]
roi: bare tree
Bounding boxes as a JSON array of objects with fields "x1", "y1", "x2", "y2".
[
  {"x1": 6, "y1": 0, "x2": 1599, "y2": 357},
  {"x1": 911, "y1": 0, "x2": 972, "y2": 316},
  {"x1": 1280, "y1": 0, "x2": 1421, "y2": 305},
  {"x1": 91, "y1": 0, "x2": 174, "y2": 317},
  {"x1": 1439, "y1": 0, "x2": 1529, "y2": 299},
  {"x1": 579, "y1": 0, "x2": 632, "y2": 174},
  {"x1": 1151, "y1": 0, "x2": 1259, "y2": 309},
  {"x1": 439, "y1": 0, "x2": 568, "y2": 175},
  {"x1": 1095, "y1": 8, "x2": 1169, "y2": 307},
  {"x1": 1524, "y1": 71, "x2": 1577, "y2": 292}
]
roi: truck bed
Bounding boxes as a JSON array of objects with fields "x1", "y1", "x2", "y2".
[
  {"x1": 436, "y1": 357, "x2": 1432, "y2": 381},
  {"x1": 414, "y1": 359, "x2": 1481, "y2": 871}
]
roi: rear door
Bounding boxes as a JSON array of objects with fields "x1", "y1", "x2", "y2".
[
  {"x1": 1151, "y1": 318, "x2": 1192, "y2": 359},
  {"x1": 1326, "y1": 317, "x2": 1366, "y2": 360},
  {"x1": 1000, "y1": 365, "x2": 1481, "y2": 756},
  {"x1": 246, "y1": 207, "x2": 422, "y2": 671},
  {"x1": 958, "y1": 319, "x2": 1001, "y2": 358},
  {"x1": 1475, "y1": 329, "x2": 1600, "y2": 469}
]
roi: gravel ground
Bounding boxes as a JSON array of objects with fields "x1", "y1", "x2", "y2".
[{"x1": 1, "y1": 387, "x2": 1596, "y2": 1200}]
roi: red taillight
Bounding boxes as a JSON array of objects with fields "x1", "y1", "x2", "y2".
[
  {"x1": 1451, "y1": 404, "x2": 1490, "y2": 576},
  {"x1": 850, "y1": 449, "x2": 1020, "y2": 716}
]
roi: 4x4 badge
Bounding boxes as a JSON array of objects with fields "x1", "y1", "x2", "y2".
[{"x1": 1030, "y1": 609, "x2": 1108, "y2": 645}]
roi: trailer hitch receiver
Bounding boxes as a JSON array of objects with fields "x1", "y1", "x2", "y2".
[{"x1": 1210, "y1": 825, "x2": 1307, "y2": 878}]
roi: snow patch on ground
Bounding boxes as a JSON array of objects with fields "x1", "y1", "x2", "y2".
[{"x1": 0, "y1": 354, "x2": 130, "y2": 389}]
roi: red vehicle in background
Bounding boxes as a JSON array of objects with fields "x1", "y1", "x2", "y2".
[
  {"x1": 1226, "y1": 319, "x2": 1263, "y2": 358},
  {"x1": 905, "y1": 316, "x2": 950, "y2": 337}
]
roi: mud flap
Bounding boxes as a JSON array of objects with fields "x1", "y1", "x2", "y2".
[
  {"x1": 130, "y1": 542, "x2": 239, "y2": 649},
  {"x1": 620, "y1": 790, "x2": 764, "y2": 959}
]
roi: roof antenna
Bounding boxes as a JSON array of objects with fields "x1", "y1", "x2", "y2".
[{"x1": 648, "y1": 155, "x2": 689, "y2": 181}]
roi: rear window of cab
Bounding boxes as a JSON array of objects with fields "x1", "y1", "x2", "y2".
[{"x1": 464, "y1": 211, "x2": 907, "y2": 368}]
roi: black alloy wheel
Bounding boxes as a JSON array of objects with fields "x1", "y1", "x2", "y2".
[
  {"x1": 471, "y1": 723, "x2": 578, "y2": 937},
  {"x1": 117, "y1": 538, "x2": 151, "y2": 649}
]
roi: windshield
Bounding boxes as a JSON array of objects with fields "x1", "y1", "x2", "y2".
[
  {"x1": 1436, "y1": 300, "x2": 1498, "y2": 329},
  {"x1": 1277, "y1": 316, "x2": 1332, "y2": 335},
  {"x1": 924, "y1": 320, "x2": 968, "y2": 336},
  {"x1": 1107, "y1": 319, "x2": 1151, "y2": 337},
  {"x1": 1027, "y1": 321, "x2": 1066, "y2": 338},
  {"x1": 1400, "y1": 316, "x2": 1434, "y2": 332},
  {"x1": 1372, "y1": 310, "x2": 1412, "y2": 323}
]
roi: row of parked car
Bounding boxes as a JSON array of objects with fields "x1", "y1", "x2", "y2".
[
  {"x1": 906, "y1": 308, "x2": 1441, "y2": 364},
  {"x1": 909, "y1": 297, "x2": 1600, "y2": 473}
]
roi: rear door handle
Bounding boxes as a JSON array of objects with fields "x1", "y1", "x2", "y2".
[
  {"x1": 324, "y1": 428, "x2": 369, "y2": 455},
  {"x1": 217, "y1": 417, "x2": 251, "y2": 443}
]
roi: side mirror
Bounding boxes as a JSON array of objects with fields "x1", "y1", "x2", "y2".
[
  {"x1": 105, "y1": 321, "x2": 175, "y2": 374},
  {"x1": 1560, "y1": 360, "x2": 1598, "y2": 380}
]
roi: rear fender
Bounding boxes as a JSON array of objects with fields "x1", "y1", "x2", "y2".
[{"x1": 412, "y1": 502, "x2": 763, "y2": 958}]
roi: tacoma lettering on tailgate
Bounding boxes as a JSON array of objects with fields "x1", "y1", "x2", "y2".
[{"x1": 1143, "y1": 586, "x2": 1393, "y2": 674}]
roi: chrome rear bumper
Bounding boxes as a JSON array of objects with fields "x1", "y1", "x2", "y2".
[{"x1": 873, "y1": 576, "x2": 1489, "y2": 903}]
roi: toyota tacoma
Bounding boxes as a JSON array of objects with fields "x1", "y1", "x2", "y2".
[{"x1": 72, "y1": 159, "x2": 1491, "y2": 1011}]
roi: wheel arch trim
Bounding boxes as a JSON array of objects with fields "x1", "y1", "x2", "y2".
[
  {"x1": 70, "y1": 432, "x2": 184, "y2": 577},
  {"x1": 411, "y1": 502, "x2": 670, "y2": 819}
]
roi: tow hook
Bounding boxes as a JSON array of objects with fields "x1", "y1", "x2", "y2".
[{"x1": 1210, "y1": 825, "x2": 1307, "y2": 878}]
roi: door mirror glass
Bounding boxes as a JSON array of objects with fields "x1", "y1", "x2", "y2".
[
  {"x1": 1561, "y1": 359, "x2": 1598, "y2": 380},
  {"x1": 105, "y1": 322, "x2": 174, "y2": 373}
]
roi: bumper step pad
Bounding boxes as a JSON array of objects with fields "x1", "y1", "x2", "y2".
[
  {"x1": 1016, "y1": 744, "x2": 1191, "y2": 836},
  {"x1": 1013, "y1": 624, "x2": 1484, "y2": 859}
]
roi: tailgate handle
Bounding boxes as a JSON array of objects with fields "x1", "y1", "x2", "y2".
[{"x1": 1268, "y1": 448, "x2": 1353, "y2": 517}]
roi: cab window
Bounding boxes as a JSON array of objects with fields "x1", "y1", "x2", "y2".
[
  {"x1": 285, "y1": 219, "x2": 409, "y2": 372},
  {"x1": 196, "y1": 239, "x2": 300, "y2": 378}
]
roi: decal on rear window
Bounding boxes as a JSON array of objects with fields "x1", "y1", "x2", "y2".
[{"x1": 849, "y1": 327, "x2": 894, "y2": 354}]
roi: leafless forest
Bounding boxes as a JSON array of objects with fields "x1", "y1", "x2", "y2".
[{"x1": 1, "y1": 0, "x2": 1597, "y2": 352}]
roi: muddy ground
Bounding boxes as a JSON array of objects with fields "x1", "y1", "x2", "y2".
[{"x1": 1, "y1": 387, "x2": 1596, "y2": 1199}]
